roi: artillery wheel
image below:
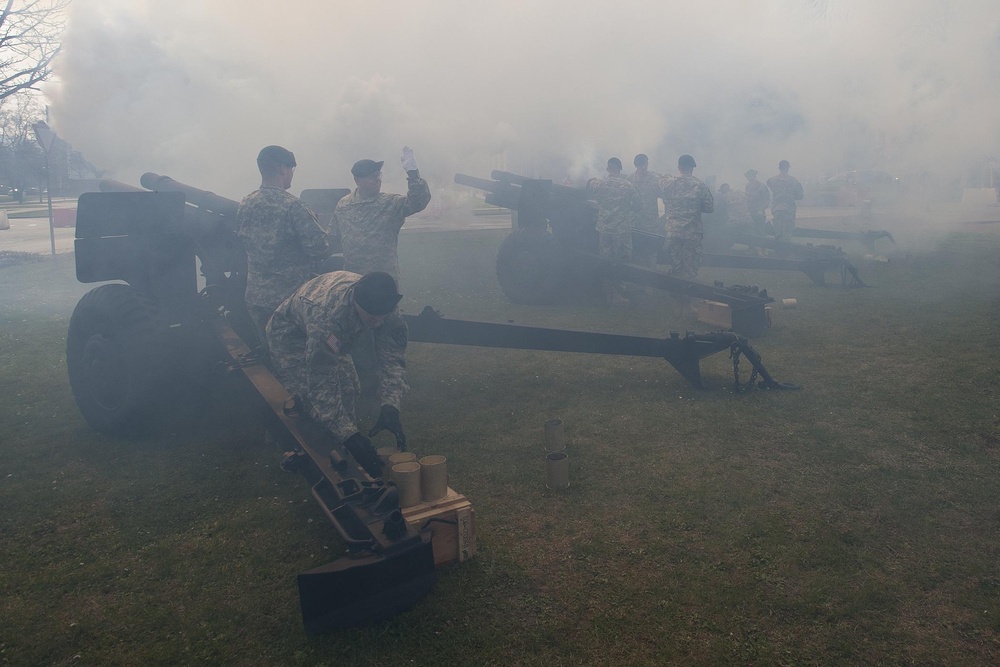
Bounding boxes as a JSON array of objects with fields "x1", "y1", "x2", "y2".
[
  {"x1": 495, "y1": 228, "x2": 568, "y2": 305},
  {"x1": 66, "y1": 283, "x2": 174, "y2": 435}
]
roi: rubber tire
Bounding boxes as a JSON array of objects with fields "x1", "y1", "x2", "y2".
[
  {"x1": 66, "y1": 283, "x2": 173, "y2": 436},
  {"x1": 495, "y1": 228, "x2": 568, "y2": 305}
]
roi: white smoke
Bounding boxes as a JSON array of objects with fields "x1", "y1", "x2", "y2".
[{"x1": 44, "y1": 0, "x2": 1000, "y2": 199}]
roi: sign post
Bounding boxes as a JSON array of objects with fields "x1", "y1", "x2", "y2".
[{"x1": 32, "y1": 121, "x2": 56, "y2": 256}]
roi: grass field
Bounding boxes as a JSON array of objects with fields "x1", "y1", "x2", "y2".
[{"x1": 1, "y1": 222, "x2": 999, "y2": 666}]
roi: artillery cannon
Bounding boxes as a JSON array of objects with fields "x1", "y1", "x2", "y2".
[
  {"x1": 457, "y1": 171, "x2": 775, "y2": 336},
  {"x1": 459, "y1": 170, "x2": 870, "y2": 292},
  {"x1": 65, "y1": 173, "x2": 796, "y2": 632}
]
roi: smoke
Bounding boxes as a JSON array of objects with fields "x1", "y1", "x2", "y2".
[{"x1": 45, "y1": 0, "x2": 1000, "y2": 199}]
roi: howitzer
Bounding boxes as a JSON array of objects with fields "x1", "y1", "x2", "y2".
[
  {"x1": 461, "y1": 170, "x2": 869, "y2": 289},
  {"x1": 65, "y1": 174, "x2": 797, "y2": 629},
  {"x1": 457, "y1": 171, "x2": 775, "y2": 337},
  {"x1": 69, "y1": 184, "x2": 442, "y2": 632}
]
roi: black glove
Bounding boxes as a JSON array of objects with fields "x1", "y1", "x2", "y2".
[
  {"x1": 368, "y1": 404, "x2": 406, "y2": 451},
  {"x1": 343, "y1": 432, "x2": 384, "y2": 478}
]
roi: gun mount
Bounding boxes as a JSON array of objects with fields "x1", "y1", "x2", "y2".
[{"x1": 65, "y1": 174, "x2": 797, "y2": 632}]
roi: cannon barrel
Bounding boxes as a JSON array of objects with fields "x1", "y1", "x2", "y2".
[
  {"x1": 140, "y1": 172, "x2": 240, "y2": 220},
  {"x1": 491, "y1": 170, "x2": 588, "y2": 199}
]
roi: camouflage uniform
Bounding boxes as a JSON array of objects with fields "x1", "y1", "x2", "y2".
[
  {"x1": 588, "y1": 174, "x2": 640, "y2": 300},
  {"x1": 627, "y1": 169, "x2": 663, "y2": 267},
  {"x1": 236, "y1": 186, "x2": 331, "y2": 337},
  {"x1": 266, "y1": 271, "x2": 408, "y2": 442},
  {"x1": 766, "y1": 173, "x2": 804, "y2": 238},
  {"x1": 332, "y1": 174, "x2": 431, "y2": 284},
  {"x1": 722, "y1": 189, "x2": 754, "y2": 230},
  {"x1": 745, "y1": 178, "x2": 771, "y2": 232},
  {"x1": 661, "y1": 174, "x2": 714, "y2": 280}
]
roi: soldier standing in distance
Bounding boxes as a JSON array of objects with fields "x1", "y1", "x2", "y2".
[
  {"x1": 266, "y1": 270, "x2": 409, "y2": 476},
  {"x1": 627, "y1": 153, "x2": 662, "y2": 268},
  {"x1": 587, "y1": 157, "x2": 642, "y2": 305},
  {"x1": 661, "y1": 154, "x2": 713, "y2": 316},
  {"x1": 719, "y1": 183, "x2": 754, "y2": 231},
  {"x1": 767, "y1": 160, "x2": 804, "y2": 238},
  {"x1": 744, "y1": 168, "x2": 770, "y2": 235},
  {"x1": 331, "y1": 146, "x2": 431, "y2": 287},
  {"x1": 236, "y1": 145, "x2": 331, "y2": 345}
]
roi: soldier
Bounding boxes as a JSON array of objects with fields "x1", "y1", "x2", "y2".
[
  {"x1": 587, "y1": 157, "x2": 642, "y2": 304},
  {"x1": 661, "y1": 154, "x2": 713, "y2": 284},
  {"x1": 236, "y1": 145, "x2": 331, "y2": 344},
  {"x1": 767, "y1": 160, "x2": 804, "y2": 238},
  {"x1": 719, "y1": 183, "x2": 754, "y2": 231},
  {"x1": 626, "y1": 154, "x2": 662, "y2": 268},
  {"x1": 332, "y1": 146, "x2": 432, "y2": 286},
  {"x1": 744, "y1": 168, "x2": 770, "y2": 234},
  {"x1": 266, "y1": 270, "x2": 409, "y2": 476}
]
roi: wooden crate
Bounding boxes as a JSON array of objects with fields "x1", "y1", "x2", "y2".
[
  {"x1": 695, "y1": 300, "x2": 774, "y2": 330},
  {"x1": 695, "y1": 299, "x2": 732, "y2": 329},
  {"x1": 401, "y1": 488, "x2": 476, "y2": 567}
]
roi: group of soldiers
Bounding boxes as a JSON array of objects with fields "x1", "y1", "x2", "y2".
[
  {"x1": 587, "y1": 155, "x2": 804, "y2": 305},
  {"x1": 232, "y1": 144, "x2": 804, "y2": 469},
  {"x1": 235, "y1": 144, "x2": 431, "y2": 472}
]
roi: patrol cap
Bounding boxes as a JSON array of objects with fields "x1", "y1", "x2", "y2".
[
  {"x1": 607, "y1": 157, "x2": 623, "y2": 171},
  {"x1": 744, "y1": 169, "x2": 757, "y2": 178},
  {"x1": 257, "y1": 145, "x2": 296, "y2": 169},
  {"x1": 678, "y1": 154, "x2": 696, "y2": 169},
  {"x1": 779, "y1": 160, "x2": 790, "y2": 170},
  {"x1": 351, "y1": 159, "x2": 384, "y2": 178},
  {"x1": 633, "y1": 153, "x2": 648, "y2": 166},
  {"x1": 353, "y1": 271, "x2": 402, "y2": 315}
]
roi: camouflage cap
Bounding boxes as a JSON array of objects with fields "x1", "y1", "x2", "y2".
[
  {"x1": 678, "y1": 154, "x2": 696, "y2": 169},
  {"x1": 353, "y1": 271, "x2": 402, "y2": 315},
  {"x1": 351, "y1": 159, "x2": 385, "y2": 178}
]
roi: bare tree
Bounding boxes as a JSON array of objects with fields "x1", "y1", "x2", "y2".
[{"x1": 0, "y1": 0, "x2": 68, "y2": 101}]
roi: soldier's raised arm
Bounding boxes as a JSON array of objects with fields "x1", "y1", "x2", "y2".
[{"x1": 399, "y1": 145, "x2": 431, "y2": 217}]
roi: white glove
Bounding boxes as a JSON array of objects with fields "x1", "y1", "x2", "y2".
[{"x1": 401, "y1": 145, "x2": 418, "y2": 172}]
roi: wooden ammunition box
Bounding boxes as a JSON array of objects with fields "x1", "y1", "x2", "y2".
[
  {"x1": 695, "y1": 299, "x2": 732, "y2": 329},
  {"x1": 695, "y1": 300, "x2": 774, "y2": 331},
  {"x1": 401, "y1": 488, "x2": 476, "y2": 567}
]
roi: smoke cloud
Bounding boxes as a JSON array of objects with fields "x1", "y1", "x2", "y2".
[{"x1": 45, "y1": 0, "x2": 1000, "y2": 199}]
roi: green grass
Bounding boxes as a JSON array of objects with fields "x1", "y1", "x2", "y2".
[{"x1": 2, "y1": 226, "x2": 1000, "y2": 665}]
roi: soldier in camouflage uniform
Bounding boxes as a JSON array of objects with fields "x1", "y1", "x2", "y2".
[
  {"x1": 266, "y1": 271, "x2": 409, "y2": 475},
  {"x1": 627, "y1": 154, "x2": 663, "y2": 268},
  {"x1": 744, "y1": 168, "x2": 770, "y2": 234},
  {"x1": 331, "y1": 147, "x2": 429, "y2": 404},
  {"x1": 767, "y1": 160, "x2": 804, "y2": 238},
  {"x1": 719, "y1": 183, "x2": 754, "y2": 231},
  {"x1": 587, "y1": 157, "x2": 642, "y2": 304},
  {"x1": 331, "y1": 146, "x2": 431, "y2": 286},
  {"x1": 660, "y1": 154, "x2": 713, "y2": 284},
  {"x1": 236, "y1": 145, "x2": 331, "y2": 344}
]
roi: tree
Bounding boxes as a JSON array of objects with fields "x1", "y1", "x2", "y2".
[{"x1": 0, "y1": 0, "x2": 68, "y2": 101}]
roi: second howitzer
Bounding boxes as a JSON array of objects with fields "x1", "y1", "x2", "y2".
[{"x1": 456, "y1": 171, "x2": 775, "y2": 337}]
